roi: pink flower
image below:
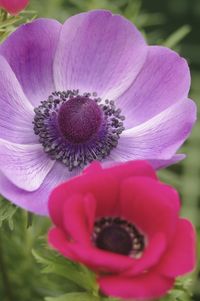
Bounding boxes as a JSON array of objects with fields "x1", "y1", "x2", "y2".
[
  {"x1": 48, "y1": 161, "x2": 196, "y2": 300},
  {"x1": 0, "y1": 0, "x2": 29, "y2": 14}
]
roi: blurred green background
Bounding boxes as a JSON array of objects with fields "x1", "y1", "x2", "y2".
[{"x1": 0, "y1": 0, "x2": 199, "y2": 300}]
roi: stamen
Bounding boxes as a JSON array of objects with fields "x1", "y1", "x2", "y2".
[{"x1": 33, "y1": 90, "x2": 125, "y2": 171}]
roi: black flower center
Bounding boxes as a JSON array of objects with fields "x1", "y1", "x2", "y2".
[
  {"x1": 93, "y1": 217, "x2": 145, "y2": 257},
  {"x1": 33, "y1": 90, "x2": 125, "y2": 171},
  {"x1": 96, "y1": 225, "x2": 132, "y2": 255}
]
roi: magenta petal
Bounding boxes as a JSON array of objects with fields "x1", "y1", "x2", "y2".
[
  {"x1": 0, "y1": 0, "x2": 29, "y2": 15},
  {"x1": 110, "y1": 99, "x2": 196, "y2": 162},
  {"x1": 158, "y1": 219, "x2": 196, "y2": 277},
  {"x1": 101, "y1": 160, "x2": 157, "y2": 180},
  {"x1": 63, "y1": 194, "x2": 96, "y2": 245},
  {"x1": 62, "y1": 243, "x2": 134, "y2": 273},
  {"x1": 49, "y1": 171, "x2": 119, "y2": 226},
  {"x1": 0, "y1": 162, "x2": 75, "y2": 215},
  {"x1": 83, "y1": 161, "x2": 103, "y2": 174},
  {"x1": 120, "y1": 177, "x2": 179, "y2": 239},
  {"x1": 49, "y1": 222, "x2": 135, "y2": 274},
  {"x1": 54, "y1": 10, "x2": 147, "y2": 99},
  {"x1": 123, "y1": 233, "x2": 166, "y2": 276},
  {"x1": 117, "y1": 46, "x2": 191, "y2": 128},
  {"x1": 99, "y1": 273, "x2": 174, "y2": 300},
  {"x1": 0, "y1": 56, "x2": 36, "y2": 144},
  {"x1": 0, "y1": 139, "x2": 54, "y2": 191},
  {"x1": 49, "y1": 226, "x2": 136, "y2": 274},
  {"x1": 48, "y1": 227, "x2": 74, "y2": 258},
  {"x1": 0, "y1": 19, "x2": 61, "y2": 107},
  {"x1": 49, "y1": 161, "x2": 156, "y2": 227}
]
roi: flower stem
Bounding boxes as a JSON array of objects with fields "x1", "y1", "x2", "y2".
[
  {"x1": 0, "y1": 230, "x2": 13, "y2": 301},
  {"x1": 0, "y1": 9, "x2": 8, "y2": 21}
]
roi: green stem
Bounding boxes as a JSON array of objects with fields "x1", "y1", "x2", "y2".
[
  {"x1": 0, "y1": 231, "x2": 13, "y2": 301},
  {"x1": 0, "y1": 9, "x2": 8, "y2": 21}
]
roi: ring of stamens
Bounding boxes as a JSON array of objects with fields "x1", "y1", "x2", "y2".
[
  {"x1": 93, "y1": 217, "x2": 145, "y2": 257},
  {"x1": 33, "y1": 90, "x2": 125, "y2": 171}
]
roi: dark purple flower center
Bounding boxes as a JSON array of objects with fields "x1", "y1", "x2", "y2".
[
  {"x1": 33, "y1": 90, "x2": 125, "y2": 171},
  {"x1": 93, "y1": 217, "x2": 145, "y2": 257},
  {"x1": 96, "y1": 225, "x2": 132, "y2": 255},
  {"x1": 58, "y1": 96, "x2": 102, "y2": 144}
]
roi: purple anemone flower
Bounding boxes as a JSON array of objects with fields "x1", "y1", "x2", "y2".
[{"x1": 0, "y1": 10, "x2": 196, "y2": 215}]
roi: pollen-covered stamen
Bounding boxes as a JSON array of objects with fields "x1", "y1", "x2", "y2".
[
  {"x1": 33, "y1": 90, "x2": 125, "y2": 171},
  {"x1": 93, "y1": 217, "x2": 145, "y2": 257}
]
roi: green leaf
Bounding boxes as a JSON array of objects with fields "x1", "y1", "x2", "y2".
[
  {"x1": 45, "y1": 292, "x2": 122, "y2": 301},
  {"x1": 163, "y1": 25, "x2": 191, "y2": 49},
  {"x1": 160, "y1": 276, "x2": 194, "y2": 301},
  {"x1": 45, "y1": 292, "x2": 100, "y2": 301},
  {"x1": 0, "y1": 197, "x2": 18, "y2": 229},
  {"x1": 0, "y1": 7, "x2": 36, "y2": 42},
  {"x1": 33, "y1": 248, "x2": 99, "y2": 295}
]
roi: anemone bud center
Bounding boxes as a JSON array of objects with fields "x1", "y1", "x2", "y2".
[
  {"x1": 96, "y1": 225, "x2": 133, "y2": 255},
  {"x1": 58, "y1": 96, "x2": 102, "y2": 144}
]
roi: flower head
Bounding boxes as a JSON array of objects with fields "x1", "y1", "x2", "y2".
[
  {"x1": 48, "y1": 160, "x2": 196, "y2": 300},
  {"x1": 0, "y1": 0, "x2": 29, "y2": 14},
  {"x1": 0, "y1": 10, "x2": 196, "y2": 214}
]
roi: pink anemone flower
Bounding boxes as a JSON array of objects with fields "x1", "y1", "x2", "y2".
[{"x1": 48, "y1": 160, "x2": 196, "y2": 300}]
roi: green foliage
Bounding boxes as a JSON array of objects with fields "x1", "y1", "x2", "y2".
[
  {"x1": 45, "y1": 292, "x2": 119, "y2": 301},
  {"x1": 162, "y1": 277, "x2": 194, "y2": 301},
  {"x1": 45, "y1": 292, "x2": 99, "y2": 301},
  {"x1": 0, "y1": 197, "x2": 17, "y2": 230},
  {"x1": 163, "y1": 25, "x2": 191, "y2": 49},
  {"x1": 0, "y1": 8, "x2": 36, "y2": 41},
  {"x1": 34, "y1": 243, "x2": 194, "y2": 301},
  {"x1": 0, "y1": 209, "x2": 51, "y2": 301},
  {"x1": 33, "y1": 247, "x2": 98, "y2": 295}
]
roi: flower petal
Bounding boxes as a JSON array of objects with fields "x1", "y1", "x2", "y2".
[
  {"x1": 48, "y1": 227, "x2": 74, "y2": 258},
  {"x1": 49, "y1": 160, "x2": 156, "y2": 226},
  {"x1": 61, "y1": 243, "x2": 134, "y2": 273},
  {"x1": 54, "y1": 10, "x2": 147, "y2": 99},
  {"x1": 110, "y1": 99, "x2": 196, "y2": 162},
  {"x1": 0, "y1": 162, "x2": 76, "y2": 215},
  {"x1": 158, "y1": 219, "x2": 196, "y2": 277},
  {"x1": 49, "y1": 169, "x2": 119, "y2": 226},
  {"x1": 0, "y1": 139, "x2": 54, "y2": 191},
  {"x1": 0, "y1": 0, "x2": 29, "y2": 15},
  {"x1": 49, "y1": 225, "x2": 135, "y2": 274},
  {"x1": 84, "y1": 160, "x2": 156, "y2": 180},
  {"x1": 148, "y1": 154, "x2": 186, "y2": 169},
  {"x1": 83, "y1": 161, "x2": 103, "y2": 174},
  {"x1": 123, "y1": 233, "x2": 166, "y2": 276},
  {"x1": 117, "y1": 46, "x2": 191, "y2": 128},
  {"x1": 63, "y1": 193, "x2": 96, "y2": 245},
  {"x1": 99, "y1": 272, "x2": 174, "y2": 300},
  {"x1": 0, "y1": 55, "x2": 36, "y2": 144},
  {"x1": 0, "y1": 19, "x2": 61, "y2": 107},
  {"x1": 120, "y1": 176, "x2": 180, "y2": 239}
]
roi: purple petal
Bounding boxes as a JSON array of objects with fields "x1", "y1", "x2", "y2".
[
  {"x1": 0, "y1": 139, "x2": 54, "y2": 191},
  {"x1": 0, "y1": 56, "x2": 36, "y2": 144},
  {"x1": 102, "y1": 154, "x2": 185, "y2": 170},
  {"x1": 0, "y1": 19, "x2": 61, "y2": 107},
  {"x1": 54, "y1": 10, "x2": 147, "y2": 99},
  {"x1": 117, "y1": 46, "x2": 191, "y2": 129},
  {"x1": 0, "y1": 163, "x2": 78, "y2": 215},
  {"x1": 148, "y1": 154, "x2": 186, "y2": 169},
  {"x1": 110, "y1": 99, "x2": 196, "y2": 162}
]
